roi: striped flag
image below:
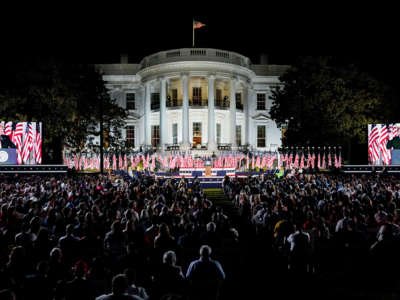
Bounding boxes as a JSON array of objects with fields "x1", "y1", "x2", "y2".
[
  {"x1": 22, "y1": 122, "x2": 34, "y2": 164},
  {"x1": 4, "y1": 121, "x2": 13, "y2": 138},
  {"x1": 379, "y1": 124, "x2": 390, "y2": 165},
  {"x1": 193, "y1": 20, "x2": 206, "y2": 29},
  {"x1": 368, "y1": 124, "x2": 381, "y2": 164},
  {"x1": 300, "y1": 154, "x2": 305, "y2": 169},
  {"x1": 35, "y1": 123, "x2": 42, "y2": 164},
  {"x1": 11, "y1": 123, "x2": 24, "y2": 164}
]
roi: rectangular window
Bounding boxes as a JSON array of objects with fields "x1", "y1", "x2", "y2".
[
  {"x1": 192, "y1": 87, "x2": 202, "y2": 105},
  {"x1": 257, "y1": 125, "x2": 266, "y2": 147},
  {"x1": 216, "y1": 123, "x2": 221, "y2": 144},
  {"x1": 216, "y1": 89, "x2": 222, "y2": 101},
  {"x1": 193, "y1": 122, "x2": 202, "y2": 147},
  {"x1": 151, "y1": 93, "x2": 160, "y2": 110},
  {"x1": 257, "y1": 93, "x2": 266, "y2": 110},
  {"x1": 236, "y1": 125, "x2": 242, "y2": 146},
  {"x1": 235, "y1": 93, "x2": 243, "y2": 110},
  {"x1": 172, "y1": 89, "x2": 178, "y2": 100},
  {"x1": 172, "y1": 123, "x2": 178, "y2": 144},
  {"x1": 151, "y1": 125, "x2": 160, "y2": 147},
  {"x1": 126, "y1": 93, "x2": 135, "y2": 110},
  {"x1": 126, "y1": 126, "x2": 135, "y2": 148}
]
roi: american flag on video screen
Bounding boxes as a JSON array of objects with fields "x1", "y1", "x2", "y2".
[
  {"x1": 22, "y1": 122, "x2": 34, "y2": 164},
  {"x1": 4, "y1": 121, "x2": 13, "y2": 138},
  {"x1": 368, "y1": 124, "x2": 380, "y2": 164},
  {"x1": 12, "y1": 122, "x2": 24, "y2": 165},
  {"x1": 379, "y1": 124, "x2": 390, "y2": 165},
  {"x1": 35, "y1": 123, "x2": 42, "y2": 164}
]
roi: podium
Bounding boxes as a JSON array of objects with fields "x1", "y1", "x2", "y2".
[
  {"x1": 204, "y1": 160, "x2": 212, "y2": 176},
  {"x1": 0, "y1": 149, "x2": 18, "y2": 165}
]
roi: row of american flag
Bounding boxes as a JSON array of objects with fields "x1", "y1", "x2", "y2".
[
  {"x1": 63, "y1": 151, "x2": 342, "y2": 171},
  {"x1": 0, "y1": 122, "x2": 42, "y2": 164},
  {"x1": 368, "y1": 124, "x2": 400, "y2": 165}
]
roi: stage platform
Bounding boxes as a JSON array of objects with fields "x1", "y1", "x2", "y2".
[
  {"x1": 0, "y1": 165, "x2": 68, "y2": 174},
  {"x1": 342, "y1": 165, "x2": 400, "y2": 174}
]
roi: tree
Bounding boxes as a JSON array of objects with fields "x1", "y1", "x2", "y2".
[
  {"x1": 0, "y1": 56, "x2": 126, "y2": 163},
  {"x1": 270, "y1": 56, "x2": 388, "y2": 161}
]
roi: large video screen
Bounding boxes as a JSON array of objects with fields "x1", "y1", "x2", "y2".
[
  {"x1": 0, "y1": 121, "x2": 42, "y2": 165},
  {"x1": 368, "y1": 123, "x2": 400, "y2": 165}
]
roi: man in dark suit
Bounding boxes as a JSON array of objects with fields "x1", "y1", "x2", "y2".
[{"x1": 0, "y1": 135, "x2": 16, "y2": 149}]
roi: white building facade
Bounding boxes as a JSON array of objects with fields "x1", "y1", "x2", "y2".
[{"x1": 97, "y1": 48, "x2": 289, "y2": 153}]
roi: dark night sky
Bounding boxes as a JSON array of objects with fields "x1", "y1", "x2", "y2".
[{"x1": 2, "y1": 5, "x2": 399, "y2": 84}]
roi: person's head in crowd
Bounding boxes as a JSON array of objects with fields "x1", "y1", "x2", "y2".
[
  {"x1": 7, "y1": 246, "x2": 25, "y2": 268},
  {"x1": 73, "y1": 260, "x2": 88, "y2": 278},
  {"x1": 199, "y1": 245, "x2": 212, "y2": 260},
  {"x1": 36, "y1": 260, "x2": 49, "y2": 276},
  {"x1": 50, "y1": 247, "x2": 62, "y2": 263},
  {"x1": 163, "y1": 250, "x2": 177, "y2": 266},
  {"x1": 65, "y1": 224, "x2": 74, "y2": 236},
  {"x1": 111, "y1": 274, "x2": 129, "y2": 296},
  {"x1": 158, "y1": 223, "x2": 171, "y2": 237},
  {"x1": 206, "y1": 222, "x2": 216, "y2": 233},
  {"x1": 124, "y1": 268, "x2": 138, "y2": 285},
  {"x1": 111, "y1": 220, "x2": 122, "y2": 234}
]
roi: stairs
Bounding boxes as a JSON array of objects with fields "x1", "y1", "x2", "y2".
[{"x1": 204, "y1": 189, "x2": 238, "y2": 218}]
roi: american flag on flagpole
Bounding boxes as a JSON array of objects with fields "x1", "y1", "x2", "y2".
[{"x1": 22, "y1": 122, "x2": 34, "y2": 164}]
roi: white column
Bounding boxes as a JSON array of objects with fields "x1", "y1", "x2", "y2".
[
  {"x1": 230, "y1": 78, "x2": 237, "y2": 148},
  {"x1": 181, "y1": 74, "x2": 190, "y2": 148},
  {"x1": 244, "y1": 84, "x2": 250, "y2": 146},
  {"x1": 247, "y1": 87, "x2": 255, "y2": 148},
  {"x1": 144, "y1": 81, "x2": 151, "y2": 146},
  {"x1": 208, "y1": 75, "x2": 216, "y2": 151},
  {"x1": 160, "y1": 78, "x2": 167, "y2": 151}
]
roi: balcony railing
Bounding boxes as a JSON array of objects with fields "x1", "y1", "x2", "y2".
[
  {"x1": 218, "y1": 143, "x2": 232, "y2": 150},
  {"x1": 191, "y1": 144, "x2": 208, "y2": 150},
  {"x1": 152, "y1": 99, "x2": 240, "y2": 110},
  {"x1": 189, "y1": 99, "x2": 208, "y2": 107},
  {"x1": 151, "y1": 102, "x2": 160, "y2": 110},
  {"x1": 165, "y1": 144, "x2": 180, "y2": 150},
  {"x1": 215, "y1": 99, "x2": 230, "y2": 109},
  {"x1": 167, "y1": 99, "x2": 182, "y2": 108},
  {"x1": 139, "y1": 48, "x2": 252, "y2": 70}
]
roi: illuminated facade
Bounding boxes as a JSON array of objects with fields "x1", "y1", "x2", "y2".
[{"x1": 97, "y1": 48, "x2": 289, "y2": 152}]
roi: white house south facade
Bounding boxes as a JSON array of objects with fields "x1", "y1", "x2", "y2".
[{"x1": 96, "y1": 48, "x2": 289, "y2": 153}]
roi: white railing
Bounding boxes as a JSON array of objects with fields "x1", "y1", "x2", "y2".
[{"x1": 139, "y1": 48, "x2": 251, "y2": 69}]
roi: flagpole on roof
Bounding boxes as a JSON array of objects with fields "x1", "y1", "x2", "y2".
[{"x1": 192, "y1": 19, "x2": 195, "y2": 48}]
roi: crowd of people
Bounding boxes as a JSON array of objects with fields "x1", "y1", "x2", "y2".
[
  {"x1": 0, "y1": 173, "x2": 230, "y2": 300},
  {"x1": 1, "y1": 170, "x2": 400, "y2": 299},
  {"x1": 223, "y1": 172, "x2": 400, "y2": 294}
]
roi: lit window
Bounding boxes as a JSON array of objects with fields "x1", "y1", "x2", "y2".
[
  {"x1": 236, "y1": 125, "x2": 241, "y2": 146},
  {"x1": 151, "y1": 125, "x2": 160, "y2": 147},
  {"x1": 126, "y1": 126, "x2": 135, "y2": 148},
  {"x1": 257, "y1": 126, "x2": 266, "y2": 147},
  {"x1": 151, "y1": 93, "x2": 160, "y2": 110}
]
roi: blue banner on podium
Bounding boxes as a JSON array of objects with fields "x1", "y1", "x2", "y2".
[
  {"x1": 0, "y1": 149, "x2": 18, "y2": 165},
  {"x1": 391, "y1": 150, "x2": 400, "y2": 165}
]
